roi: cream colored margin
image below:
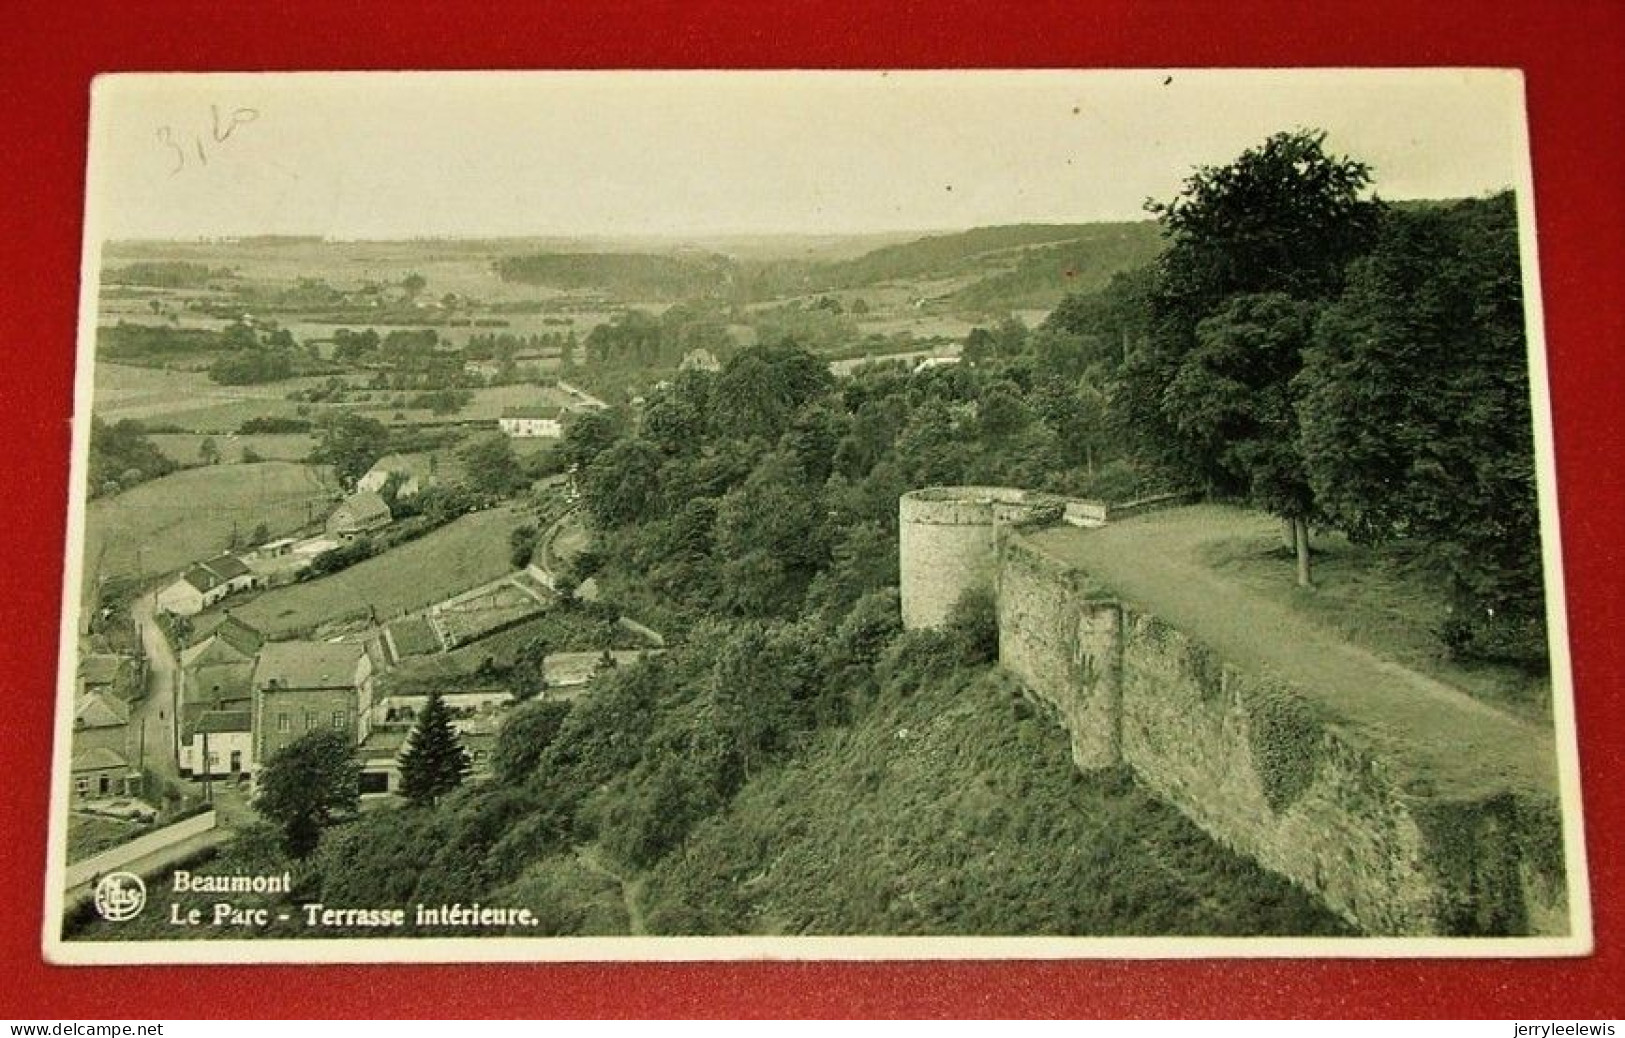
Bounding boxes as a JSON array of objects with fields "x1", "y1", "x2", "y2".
[{"x1": 43, "y1": 69, "x2": 1593, "y2": 965}]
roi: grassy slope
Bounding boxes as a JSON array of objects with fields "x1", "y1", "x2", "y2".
[
  {"x1": 950, "y1": 225, "x2": 1164, "y2": 310},
  {"x1": 228, "y1": 505, "x2": 530, "y2": 637},
  {"x1": 149, "y1": 433, "x2": 316, "y2": 465},
  {"x1": 640, "y1": 667, "x2": 1348, "y2": 937},
  {"x1": 820, "y1": 223, "x2": 1152, "y2": 289},
  {"x1": 1197, "y1": 526, "x2": 1553, "y2": 721},
  {"x1": 80, "y1": 461, "x2": 335, "y2": 606}
]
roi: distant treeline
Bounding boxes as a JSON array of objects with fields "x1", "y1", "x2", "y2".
[
  {"x1": 494, "y1": 252, "x2": 737, "y2": 300},
  {"x1": 950, "y1": 227, "x2": 1165, "y2": 311},
  {"x1": 491, "y1": 223, "x2": 1164, "y2": 311},
  {"x1": 99, "y1": 320, "x2": 316, "y2": 386},
  {"x1": 819, "y1": 222, "x2": 1158, "y2": 291},
  {"x1": 102, "y1": 261, "x2": 235, "y2": 288}
]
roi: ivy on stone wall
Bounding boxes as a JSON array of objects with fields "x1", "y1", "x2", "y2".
[
  {"x1": 1243, "y1": 685, "x2": 1324, "y2": 813},
  {"x1": 1412, "y1": 795, "x2": 1529, "y2": 937}
]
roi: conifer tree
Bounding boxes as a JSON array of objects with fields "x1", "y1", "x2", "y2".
[{"x1": 398, "y1": 688, "x2": 471, "y2": 807}]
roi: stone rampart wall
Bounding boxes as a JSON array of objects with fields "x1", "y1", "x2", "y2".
[{"x1": 990, "y1": 522, "x2": 1568, "y2": 937}]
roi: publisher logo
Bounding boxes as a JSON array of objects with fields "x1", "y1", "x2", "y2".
[{"x1": 93, "y1": 872, "x2": 146, "y2": 922}]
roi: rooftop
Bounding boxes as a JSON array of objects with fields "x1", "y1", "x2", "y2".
[
  {"x1": 333, "y1": 491, "x2": 392, "y2": 524},
  {"x1": 188, "y1": 709, "x2": 253, "y2": 737},
  {"x1": 500, "y1": 406, "x2": 566, "y2": 421},
  {"x1": 71, "y1": 747, "x2": 129, "y2": 772},
  {"x1": 255, "y1": 640, "x2": 366, "y2": 690},
  {"x1": 184, "y1": 613, "x2": 264, "y2": 659},
  {"x1": 77, "y1": 654, "x2": 128, "y2": 687},
  {"x1": 74, "y1": 692, "x2": 129, "y2": 730}
]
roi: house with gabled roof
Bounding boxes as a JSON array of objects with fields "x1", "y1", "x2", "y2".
[
  {"x1": 250, "y1": 640, "x2": 375, "y2": 765},
  {"x1": 326, "y1": 491, "x2": 393, "y2": 540},
  {"x1": 71, "y1": 692, "x2": 138, "y2": 799},
  {"x1": 356, "y1": 452, "x2": 453, "y2": 500},
  {"x1": 177, "y1": 613, "x2": 263, "y2": 767},
  {"x1": 155, "y1": 552, "x2": 259, "y2": 617},
  {"x1": 498, "y1": 405, "x2": 565, "y2": 438},
  {"x1": 77, "y1": 652, "x2": 139, "y2": 703},
  {"x1": 179, "y1": 708, "x2": 253, "y2": 780}
]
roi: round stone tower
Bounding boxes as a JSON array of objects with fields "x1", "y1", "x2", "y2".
[{"x1": 898, "y1": 486, "x2": 1061, "y2": 630}]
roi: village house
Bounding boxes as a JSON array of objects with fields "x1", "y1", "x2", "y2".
[
  {"x1": 498, "y1": 405, "x2": 565, "y2": 438},
  {"x1": 71, "y1": 691, "x2": 139, "y2": 799},
  {"x1": 326, "y1": 490, "x2": 393, "y2": 541},
  {"x1": 250, "y1": 640, "x2": 375, "y2": 765},
  {"x1": 77, "y1": 652, "x2": 139, "y2": 703},
  {"x1": 179, "y1": 709, "x2": 253, "y2": 780},
  {"x1": 356, "y1": 453, "x2": 437, "y2": 500},
  {"x1": 370, "y1": 686, "x2": 510, "y2": 728},
  {"x1": 243, "y1": 535, "x2": 334, "y2": 588},
  {"x1": 357, "y1": 700, "x2": 501, "y2": 797},
  {"x1": 176, "y1": 614, "x2": 262, "y2": 776},
  {"x1": 155, "y1": 553, "x2": 258, "y2": 617}
]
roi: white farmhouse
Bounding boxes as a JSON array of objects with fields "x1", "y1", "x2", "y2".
[
  {"x1": 179, "y1": 708, "x2": 253, "y2": 779},
  {"x1": 155, "y1": 554, "x2": 258, "y2": 617},
  {"x1": 498, "y1": 406, "x2": 565, "y2": 439}
]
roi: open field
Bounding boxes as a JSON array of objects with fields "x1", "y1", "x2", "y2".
[
  {"x1": 93, "y1": 362, "x2": 336, "y2": 424},
  {"x1": 80, "y1": 461, "x2": 337, "y2": 621},
  {"x1": 149, "y1": 433, "x2": 317, "y2": 466},
  {"x1": 227, "y1": 505, "x2": 531, "y2": 638},
  {"x1": 351, "y1": 383, "x2": 576, "y2": 427}
]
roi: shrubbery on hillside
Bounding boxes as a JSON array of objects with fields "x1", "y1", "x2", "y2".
[{"x1": 88, "y1": 417, "x2": 177, "y2": 496}]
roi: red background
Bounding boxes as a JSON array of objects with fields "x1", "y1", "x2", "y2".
[{"x1": 2, "y1": 0, "x2": 1622, "y2": 1019}]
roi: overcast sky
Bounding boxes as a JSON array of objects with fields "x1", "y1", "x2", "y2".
[{"x1": 88, "y1": 70, "x2": 1529, "y2": 241}]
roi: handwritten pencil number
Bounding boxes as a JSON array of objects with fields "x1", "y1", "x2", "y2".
[
  {"x1": 156, "y1": 126, "x2": 185, "y2": 175},
  {"x1": 158, "y1": 107, "x2": 259, "y2": 174}
]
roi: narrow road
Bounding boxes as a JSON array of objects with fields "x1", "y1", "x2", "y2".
[
  {"x1": 128, "y1": 592, "x2": 180, "y2": 783},
  {"x1": 64, "y1": 824, "x2": 230, "y2": 913},
  {"x1": 1026, "y1": 505, "x2": 1558, "y2": 800}
]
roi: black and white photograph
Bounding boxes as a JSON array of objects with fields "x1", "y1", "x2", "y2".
[{"x1": 46, "y1": 70, "x2": 1589, "y2": 962}]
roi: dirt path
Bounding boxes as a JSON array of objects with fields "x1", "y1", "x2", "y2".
[
  {"x1": 575, "y1": 845, "x2": 646, "y2": 936},
  {"x1": 1025, "y1": 506, "x2": 1558, "y2": 799}
]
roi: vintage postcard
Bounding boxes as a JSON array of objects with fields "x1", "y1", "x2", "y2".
[{"x1": 45, "y1": 70, "x2": 1591, "y2": 963}]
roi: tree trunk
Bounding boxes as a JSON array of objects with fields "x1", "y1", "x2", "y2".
[
  {"x1": 1281, "y1": 516, "x2": 1299, "y2": 554},
  {"x1": 1293, "y1": 516, "x2": 1313, "y2": 588}
]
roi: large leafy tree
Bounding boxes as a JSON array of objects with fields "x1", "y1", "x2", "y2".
[
  {"x1": 1298, "y1": 193, "x2": 1544, "y2": 660},
  {"x1": 1162, "y1": 293, "x2": 1320, "y2": 579},
  {"x1": 581, "y1": 438, "x2": 664, "y2": 528},
  {"x1": 255, "y1": 728, "x2": 360, "y2": 858},
  {"x1": 311, "y1": 411, "x2": 389, "y2": 488},
  {"x1": 399, "y1": 688, "x2": 472, "y2": 807},
  {"x1": 459, "y1": 432, "x2": 524, "y2": 497},
  {"x1": 1121, "y1": 129, "x2": 1384, "y2": 584},
  {"x1": 711, "y1": 344, "x2": 835, "y2": 443}
]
